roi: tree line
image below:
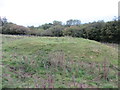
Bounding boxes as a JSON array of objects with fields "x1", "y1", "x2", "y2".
[{"x1": 0, "y1": 17, "x2": 119, "y2": 43}]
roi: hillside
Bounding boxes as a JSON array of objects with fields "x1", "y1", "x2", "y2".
[{"x1": 2, "y1": 34, "x2": 118, "y2": 88}]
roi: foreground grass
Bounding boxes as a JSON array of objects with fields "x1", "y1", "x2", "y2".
[
  {"x1": 0, "y1": 34, "x2": 2, "y2": 89},
  {"x1": 2, "y1": 34, "x2": 118, "y2": 88}
]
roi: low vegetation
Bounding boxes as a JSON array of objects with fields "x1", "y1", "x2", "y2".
[{"x1": 1, "y1": 34, "x2": 118, "y2": 88}]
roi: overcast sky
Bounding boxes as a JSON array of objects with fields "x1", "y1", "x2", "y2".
[{"x1": 0, "y1": 0, "x2": 119, "y2": 26}]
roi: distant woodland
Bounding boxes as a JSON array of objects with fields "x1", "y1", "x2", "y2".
[{"x1": 0, "y1": 17, "x2": 120, "y2": 43}]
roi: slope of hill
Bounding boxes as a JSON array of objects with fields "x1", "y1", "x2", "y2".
[{"x1": 2, "y1": 34, "x2": 118, "y2": 88}]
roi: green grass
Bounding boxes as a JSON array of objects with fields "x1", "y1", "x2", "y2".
[
  {"x1": 1, "y1": 34, "x2": 118, "y2": 88},
  {"x1": 0, "y1": 34, "x2": 2, "y2": 89}
]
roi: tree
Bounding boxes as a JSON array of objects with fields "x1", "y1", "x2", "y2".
[
  {"x1": 63, "y1": 26, "x2": 81, "y2": 37},
  {"x1": 98, "y1": 20, "x2": 120, "y2": 43},
  {"x1": 66, "y1": 19, "x2": 73, "y2": 26},
  {"x1": 48, "y1": 25, "x2": 64, "y2": 36},
  {"x1": 66, "y1": 19, "x2": 81, "y2": 26},
  {"x1": 41, "y1": 23, "x2": 53, "y2": 30},
  {"x1": 2, "y1": 17, "x2": 7, "y2": 25},
  {"x1": 0, "y1": 17, "x2": 7, "y2": 26},
  {"x1": 53, "y1": 20, "x2": 62, "y2": 26}
]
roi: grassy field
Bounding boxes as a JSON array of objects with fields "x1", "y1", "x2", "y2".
[{"x1": 1, "y1": 34, "x2": 118, "y2": 88}]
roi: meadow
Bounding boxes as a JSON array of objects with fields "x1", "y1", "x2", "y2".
[{"x1": 1, "y1": 34, "x2": 118, "y2": 88}]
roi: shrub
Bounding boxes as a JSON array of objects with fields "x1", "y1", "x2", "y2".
[
  {"x1": 63, "y1": 26, "x2": 82, "y2": 37},
  {"x1": 49, "y1": 25, "x2": 64, "y2": 37},
  {"x1": 2, "y1": 23, "x2": 31, "y2": 35},
  {"x1": 39, "y1": 25, "x2": 64, "y2": 36}
]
